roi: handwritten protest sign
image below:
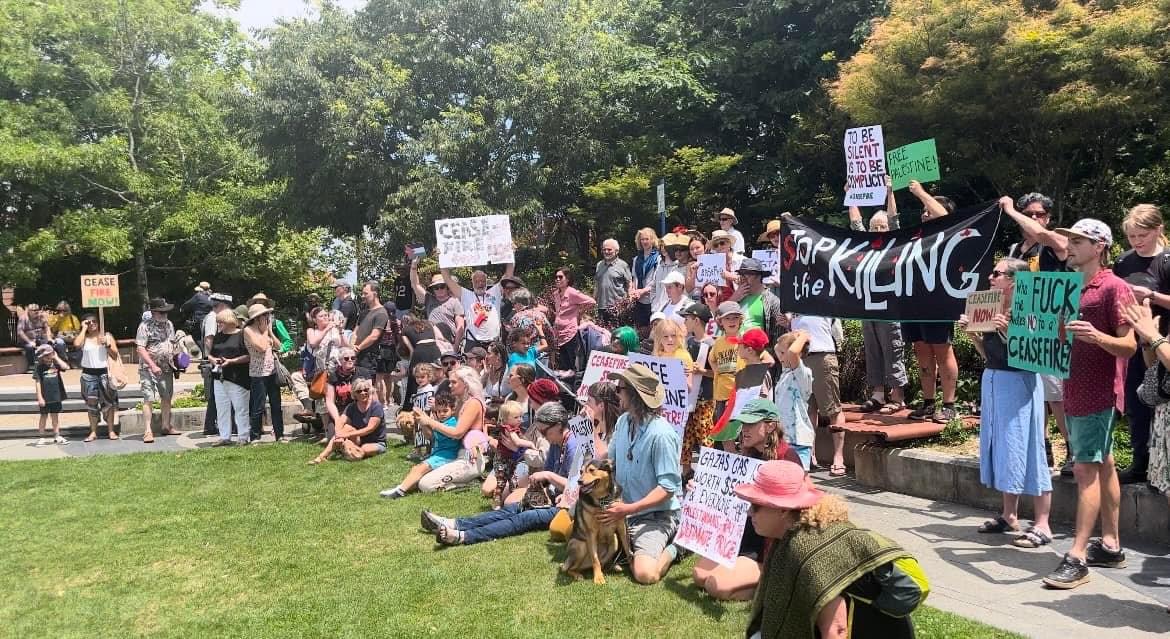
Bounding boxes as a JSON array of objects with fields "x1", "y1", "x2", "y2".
[
  {"x1": 1007, "y1": 272, "x2": 1083, "y2": 378},
  {"x1": 886, "y1": 139, "x2": 940, "y2": 191},
  {"x1": 778, "y1": 204, "x2": 1000, "y2": 321},
  {"x1": 843, "y1": 125, "x2": 886, "y2": 207},
  {"x1": 628, "y1": 353, "x2": 690, "y2": 436},
  {"x1": 561, "y1": 415, "x2": 596, "y2": 511},
  {"x1": 676, "y1": 447, "x2": 763, "y2": 567},
  {"x1": 435, "y1": 215, "x2": 515, "y2": 268},
  {"x1": 689, "y1": 341, "x2": 710, "y2": 411},
  {"x1": 576, "y1": 351, "x2": 629, "y2": 400},
  {"x1": 963, "y1": 289, "x2": 1004, "y2": 332},
  {"x1": 696, "y1": 253, "x2": 725, "y2": 288},
  {"x1": 80, "y1": 274, "x2": 120, "y2": 308}
]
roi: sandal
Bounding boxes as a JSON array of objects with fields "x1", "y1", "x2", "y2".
[
  {"x1": 142, "y1": 434, "x2": 155, "y2": 444},
  {"x1": 829, "y1": 464, "x2": 847, "y2": 477},
  {"x1": 1013, "y1": 527, "x2": 1053, "y2": 548},
  {"x1": 108, "y1": 432, "x2": 119, "y2": 440},
  {"x1": 878, "y1": 402, "x2": 906, "y2": 415},
  {"x1": 160, "y1": 428, "x2": 181, "y2": 436},
  {"x1": 977, "y1": 516, "x2": 1018, "y2": 534},
  {"x1": 84, "y1": 433, "x2": 98, "y2": 443},
  {"x1": 435, "y1": 526, "x2": 464, "y2": 546},
  {"x1": 307, "y1": 457, "x2": 325, "y2": 465},
  {"x1": 858, "y1": 398, "x2": 883, "y2": 413}
]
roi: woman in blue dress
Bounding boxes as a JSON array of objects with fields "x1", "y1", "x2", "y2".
[{"x1": 959, "y1": 257, "x2": 1053, "y2": 547}]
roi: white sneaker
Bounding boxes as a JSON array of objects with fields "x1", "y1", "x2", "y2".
[
  {"x1": 36, "y1": 437, "x2": 49, "y2": 446},
  {"x1": 53, "y1": 435, "x2": 67, "y2": 444}
]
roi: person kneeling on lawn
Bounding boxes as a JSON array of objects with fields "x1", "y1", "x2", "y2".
[
  {"x1": 422, "y1": 402, "x2": 579, "y2": 545},
  {"x1": 309, "y1": 378, "x2": 386, "y2": 464}
]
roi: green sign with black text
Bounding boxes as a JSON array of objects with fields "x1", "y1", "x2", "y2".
[{"x1": 1006, "y1": 271, "x2": 1083, "y2": 378}]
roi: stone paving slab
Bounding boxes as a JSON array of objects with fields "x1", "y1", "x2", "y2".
[{"x1": 817, "y1": 473, "x2": 1169, "y2": 638}]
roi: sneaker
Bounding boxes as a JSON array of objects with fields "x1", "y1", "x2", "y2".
[
  {"x1": 933, "y1": 406, "x2": 958, "y2": 424},
  {"x1": 36, "y1": 437, "x2": 49, "y2": 446},
  {"x1": 420, "y1": 510, "x2": 450, "y2": 533},
  {"x1": 380, "y1": 487, "x2": 406, "y2": 499},
  {"x1": 908, "y1": 402, "x2": 935, "y2": 421},
  {"x1": 53, "y1": 435, "x2": 67, "y2": 444},
  {"x1": 1085, "y1": 538, "x2": 1127, "y2": 568},
  {"x1": 1043, "y1": 554, "x2": 1090, "y2": 589}
]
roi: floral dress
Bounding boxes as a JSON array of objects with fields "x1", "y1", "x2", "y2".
[{"x1": 1151, "y1": 404, "x2": 1170, "y2": 493}]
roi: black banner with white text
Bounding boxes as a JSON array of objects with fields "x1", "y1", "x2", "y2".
[{"x1": 778, "y1": 203, "x2": 1001, "y2": 321}]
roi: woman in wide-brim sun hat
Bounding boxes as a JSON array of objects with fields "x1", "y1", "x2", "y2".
[{"x1": 736, "y1": 460, "x2": 925, "y2": 639}]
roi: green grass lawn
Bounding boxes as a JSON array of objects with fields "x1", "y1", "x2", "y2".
[{"x1": 0, "y1": 444, "x2": 1019, "y2": 638}]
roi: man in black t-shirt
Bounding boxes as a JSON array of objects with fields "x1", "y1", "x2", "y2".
[
  {"x1": 1000, "y1": 193, "x2": 1073, "y2": 474},
  {"x1": 353, "y1": 281, "x2": 388, "y2": 381},
  {"x1": 331, "y1": 281, "x2": 360, "y2": 331}
]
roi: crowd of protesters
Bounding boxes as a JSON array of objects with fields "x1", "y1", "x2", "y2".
[{"x1": 7, "y1": 184, "x2": 1170, "y2": 629}]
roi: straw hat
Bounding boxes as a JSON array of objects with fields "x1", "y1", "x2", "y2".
[
  {"x1": 734, "y1": 459, "x2": 824, "y2": 510},
  {"x1": 244, "y1": 303, "x2": 273, "y2": 325},
  {"x1": 717, "y1": 207, "x2": 738, "y2": 224},
  {"x1": 707, "y1": 230, "x2": 734, "y2": 251},
  {"x1": 757, "y1": 220, "x2": 782, "y2": 242},
  {"x1": 247, "y1": 292, "x2": 274, "y2": 308}
]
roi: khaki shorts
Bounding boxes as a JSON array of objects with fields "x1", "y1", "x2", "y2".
[
  {"x1": 628, "y1": 510, "x2": 679, "y2": 559},
  {"x1": 139, "y1": 368, "x2": 174, "y2": 404},
  {"x1": 1040, "y1": 374, "x2": 1063, "y2": 402},
  {"x1": 805, "y1": 352, "x2": 842, "y2": 418}
]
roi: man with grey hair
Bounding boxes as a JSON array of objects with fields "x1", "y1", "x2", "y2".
[
  {"x1": 331, "y1": 280, "x2": 359, "y2": 331},
  {"x1": 440, "y1": 259, "x2": 516, "y2": 351},
  {"x1": 595, "y1": 238, "x2": 634, "y2": 327}
]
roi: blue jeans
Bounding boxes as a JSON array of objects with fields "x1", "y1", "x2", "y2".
[
  {"x1": 455, "y1": 504, "x2": 558, "y2": 545},
  {"x1": 249, "y1": 374, "x2": 284, "y2": 440}
]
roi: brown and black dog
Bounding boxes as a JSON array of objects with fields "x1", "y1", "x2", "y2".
[{"x1": 561, "y1": 459, "x2": 632, "y2": 584}]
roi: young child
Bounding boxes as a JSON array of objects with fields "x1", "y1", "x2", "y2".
[
  {"x1": 708, "y1": 301, "x2": 744, "y2": 419},
  {"x1": 381, "y1": 393, "x2": 462, "y2": 499},
  {"x1": 772, "y1": 330, "x2": 814, "y2": 470},
  {"x1": 735, "y1": 327, "x2": 774, "y2": 398},
  {"x1": 33, "y1": 344, "x2": 68, "y2": 445},
  {"x1": 492, "y1": 400, "x2": 535, "y2": 510},
  {"x1": 505, "y1": 328, "x2": 540, "y2": 373},
  {"x1": 408, "y1": 362, "x2": 438, "y2": 461}
]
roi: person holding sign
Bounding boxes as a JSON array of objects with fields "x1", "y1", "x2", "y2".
[
  {"x1": 736, "y1": 460, "x2": 925, "y2": 639},
  {"x1": 1042, "y1": 219, "x2": 1136, "y2": 590},
  {"x1": 439, "y1": 260, "x2": 515, "y2": 351},
  {"x1": 73, "y1": 313, "x2": 123, "y2": 442},
  {"x1": 692, "y1": 399, "x2": 803, "y2": 602},
  {"x1": 1000, "y1": 192, "x2": 1072, "y2": 474},
  {"x1": 958, "y1": 258, "x2": 1053, "y2": 547},
  {"x1": 681, "y1": 305, "x2": 716, "y2": 469},
  {"x1": 600, "y1": 363, "x2": 683, "y2": 585}
]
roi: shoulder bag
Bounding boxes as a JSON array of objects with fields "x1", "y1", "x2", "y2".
[{"x1": 1137, "y1": 360, "x2": 1170, "y2": 407}]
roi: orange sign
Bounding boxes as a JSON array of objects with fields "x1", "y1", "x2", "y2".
[{"x1": 81, "y1": 274, "x2": 120, "y2": 308}]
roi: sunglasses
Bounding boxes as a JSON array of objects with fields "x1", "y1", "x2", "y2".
[
  {"x1": 989, "y1": 270, "x2": 1012, "y2": 278},
  {"x1": 340, "y1": 356, "x2": 356, "y2": 361},
  {"x1": 555, "y1": 275, "x2": 565, "y2": 280},
  {"x1": 703, "y1": 291, "x2": 718, "y2": 297},
  {"x1": 354, "y1": 389, "x2": 371, "y2": 396},
  {"x1": 719, "y1": 216, "x2": 734, "y2": 222}
]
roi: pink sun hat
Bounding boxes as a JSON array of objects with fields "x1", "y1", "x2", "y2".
[{"x1": 734, "y1": 460, "x2": 824, "y2": 510}]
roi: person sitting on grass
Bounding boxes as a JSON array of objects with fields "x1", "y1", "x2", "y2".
[
  {"x1": 309, "y1": 378, "x2": 386, "y2": 464},
  {"x1": 422, "y1": 402, "x2": 579, "y2": 546},
  {"x1": 697, "y1": 398, "x2": 804, "y2": 601},
  {"x1": 33, "y1": 344, "x2": 69, "y2": 445},
  {"x1": 381, "y1": 365, "x2": 487, "y2": 496}
]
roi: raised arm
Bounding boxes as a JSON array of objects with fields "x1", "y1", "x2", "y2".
[
  {"x1": 848, "y1": 205, "x2": 864, "y2": 232},
  {"x1": 909, "y1": 180, "x2": 948, "y2": 220},
  {"x1": 441, "y1": 267, "x2": 464, "y2": 298},
  {"x1": 884, "y1": 175, "x2": 898, "y2": 220},
  {"x1": 409, "y1": 259, "x2": 427, "y2": 300},
  {"x1": 998, "y1": 196, "x2": 1069, "y2": 260}
]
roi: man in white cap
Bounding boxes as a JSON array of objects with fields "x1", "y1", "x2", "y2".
[
  {"x1": 656, "y1": 271, "x2": 692, "y2": 324},
  {"x1": 1042, "y1": 218, "x2": 1136, "y2": 590},
  {"x1": 717, "y1": 207, "x2": 746, "y2": 254}
]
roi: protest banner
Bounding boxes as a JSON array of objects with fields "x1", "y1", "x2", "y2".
[
  {"x1": 434, "y1": 215, "x2": 515, "y2": 268},
  {"x1": 696, "y1": 253, "x2": 725, "y2": 288},
  {"x1": 1007, "y1": 271, "x2": 1083, "y2": 378},
  {"x1": 778, "y1": 203, "x2": 1001, "y2": 321},
  {"x1": 963, "y1": 289, "x2": 1004, "y2": 332},
  {"x1": 576, "y1": 351, "x2": 629, "y2": 400},
  {"x1": 561, "y1": 415, "x2": 596, "y2": 511},
  {"x1": 675, "y1": 446, "x2": 764, "y2": 567},
  {"x1": 628, "y1": 353, "x2": 690, "y2": 436},
  {"x1": 843, "y1": 125, "x2": 886, "y2": 207},
  {"x1": 886, "y1": 139, "x2": 940, "y2": 191}
]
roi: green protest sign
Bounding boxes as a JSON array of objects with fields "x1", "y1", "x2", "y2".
[
  {"x1": 1006, "y1": 271, "x2": 1083, "y2": 378},
  {"x1": 886, "y1": 138, "x2": 940, "y2": 190}
]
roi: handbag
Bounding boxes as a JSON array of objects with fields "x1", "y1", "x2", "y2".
[
  {"x1": 1137, "y1": 361, "x2": 1170, "y2": 407},
  {"x1": 274, "y1": 357, "x2": 293, "y2": 388},
  {"x1": 308, "y1": 370, "x2": 328, "y2": 399}
]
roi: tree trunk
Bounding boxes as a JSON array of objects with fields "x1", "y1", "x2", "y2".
[{"x1": 135, "y1": 240, "x2": 150, "y2": 310}]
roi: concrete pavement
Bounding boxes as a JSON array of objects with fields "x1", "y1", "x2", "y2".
[{"x1": 817, "y1": 472, "x2": 1169, "y2": 638}]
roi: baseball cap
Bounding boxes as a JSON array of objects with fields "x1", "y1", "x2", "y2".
[
  {"x1": 1055, "y1": 218, "x2": 1112, "y2": 246},
  {"x1": 712, "y1": 398, "x2": 781, "y2": 442},
  {"x1": 649, "y1": 311, "x2": 666, "y2": 324},
  {"x1": 740, "y1": 327, "x2": 769, "y2": 351},
  {"x1": 662, "y1": 271, "x2": 686, "y2": 286},
  {"x1": 716, "y1": 301, "x2": 743, "y2": 319},
  {"x1": 681, "y1": 304, "x2": 713, "y2": 324}
]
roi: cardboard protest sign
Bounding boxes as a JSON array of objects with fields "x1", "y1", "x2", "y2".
[
  {"x1": 675, "y1": 447, "x2": 764, "y2": 567},
  {"x1": 435, "y1": 215, "x2": 515, "y2": 268},
  {"x1": 963, "y1": 289, "x2": 1004, "y2": 332},
  {"x1": 778, "y1": 203, "x2": 1001, "y2": 321},
  {"x1": 628, "y1": 353, "x2": 690, "y2": 436},
  {"x1": 886, "y1": 139, "x2": 940, "y2": 191},
  {"x1": 576, "y1": 351, "x2": 629, "y2": 400},
  {"x1": 696, "y1": 253, "x2": 726, "y2": 288},
  {"x1": 1007, "y1": 271, "x2": 1083, "y2": 378},
  {"x1": 843, "y1": 125, "x2": 887, "y2": 207},
  {"x1": 80, "y1": 274, "x2": 119, "y2": 308},
  {"x1": 561, "y1": 415, "x2": 596, "y2": 511}
]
